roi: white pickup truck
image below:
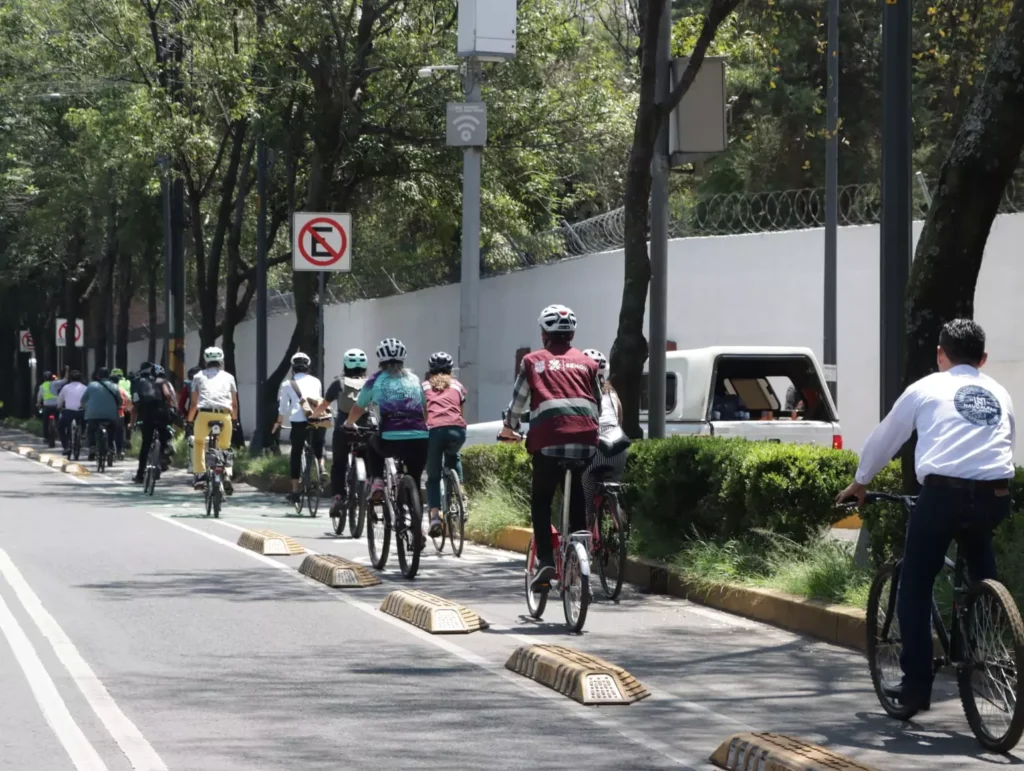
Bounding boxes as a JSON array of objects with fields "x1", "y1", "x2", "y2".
[{"x1": 466, "y1": 345, "x2": 842, "y2": 449}]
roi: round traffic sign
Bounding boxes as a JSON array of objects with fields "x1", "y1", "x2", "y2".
[
  {"x1": 297, "y1": 217, "x2": 349, "y2": 268},
  {"x1": 20, "y1": 331, "x2": 34, "y2": 350},
  {"x1": 58, "y1": 321, "x2": 82, "y2": 343}
]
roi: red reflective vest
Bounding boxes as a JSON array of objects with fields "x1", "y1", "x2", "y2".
[{"x1": 522, "y1": 344, "x2": 600, "y2": 453}]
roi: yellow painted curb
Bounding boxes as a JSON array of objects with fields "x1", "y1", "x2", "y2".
[
  {"x1": 299, "y1": 554, "x2": 380, "y2": 587},
  {"x1": 237, "y1": 529, "x2": 306, "y2": 556},
  {"x1": 832, "y1": 513, "x2": 863, "y2": 529},
  {"x1": 379, "y1": 590, "x2": 488, "y2": 634},
  {"x1": 711, "y1": 732, "x2": 879, "y2": 770},
  {"x1": 505, "y1": 644, "x2": 650, "y2": 705},
  {"x1": 494, "y1": 526, "x2": 533, "y2": 553}
]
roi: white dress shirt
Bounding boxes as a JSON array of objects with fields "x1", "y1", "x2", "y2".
[
  {"x1": 855, "y1": 364, "x2": 1015, "y2": 485},
  {"x1": 57, "y1": 382, "x2": 88, "y2": 411},
  {"x1": 279, "y1": 372, "x2": 323, "y2": 423}
]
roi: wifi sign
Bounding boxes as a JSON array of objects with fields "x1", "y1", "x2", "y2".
[{"x1": 446, "y1": 102, "x2": 488, "y2": 148}]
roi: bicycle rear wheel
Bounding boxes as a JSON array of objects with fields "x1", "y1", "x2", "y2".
[
  {"x1": 524, "y1": 538, "x2": 548, "y2": 619},
  {"x1": 596, "y1": 497, "x2": 627, "y2": 600},
  {"x1": 430, "y1": 476, "x2": 446, "y2": 554},
  {"x1": 446, "y1": 470, "x2": 466, "y2": 558},
  {"x1": 367, "y1": 496, "x2": 391, "y2": 570},
  {"x1": 306, "y1": 456, "x2": 320, "y2": 518},
  {"x1": 562, "y1": 543, "x2": 590, "y2": 633},
  {"x1": 396, "y1": 475, "x2": 423, "y2": 579},
  {"x1": 213, "y1": 483, "x2": 222, "y2": 519},
  {"x1": 293, "y1": 456, "x2": 306, "y2": 516},
  {"x1": 97, "y1": 431, "x2": 107, "y2": 473},
  {"x1": 866, "y1": 562, "x2": 918, "y2": 721},
  {"x1": 204, "y1": 480, "x2": 214, "y2": 518},
  {"x1": 958, "y1": 578, "x2": 1024, "y2": 752},
  {"x1": 144, "y1": 468, "x2": 155, "y2": 496}
]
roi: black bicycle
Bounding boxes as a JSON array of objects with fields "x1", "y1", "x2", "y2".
[
  {"x1": 851, "y1": 492, "x2": 1024, "y2": 752},
  {"x1": 203, "y1": 421, "x2": 229, "y2": 519},
  {"x1": 143, "y1": 430, "x2": 163, "y2": 496},
  {"x1": 366, "y1": 452, "x2": 424, "y2": 580},
  {"x1": 335, "y1": 426, "x2": 372, "y2": 538},
  {"x1": 293, "y1": 438, "x2": 322, "y2": 518},
  {"x1": 66, "y1": 416, "x2": 83, "y2": 461},
  {"x1": 590, "y1": 477, "x2": 630, "y2": 601},
  {"x1": 94, "y1": 422, "x2": 115, "y2": 473},
  {"x1": 430, "y1": 459, "x2": 467, "y2": 558}
]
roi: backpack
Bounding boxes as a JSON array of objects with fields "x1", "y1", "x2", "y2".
[{"x1": 132, "y1": 375, "x2": 163, "y2": 407}]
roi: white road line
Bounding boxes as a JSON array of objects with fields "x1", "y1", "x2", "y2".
[
  {"x1": 0, "y1": 550, "x2": 168, "y2": 771},
  {"x1": 151, "y1": 512, "x2": 706, "y2": 769},
  {"x1": 0, "y1": 589, "x2": 108, "y2": 771}
]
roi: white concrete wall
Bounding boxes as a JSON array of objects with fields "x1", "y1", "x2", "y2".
[{"x1": 124, "y1": 211, "x2": 1024, "y2": 461}]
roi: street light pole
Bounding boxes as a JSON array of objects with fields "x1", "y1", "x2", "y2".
[
  {"x1": 648, "y1": 0, "x2": 671, "y2": 440},
  {"x1": 459, "y1": 59, "x2": 482, "y2": 425},
  {"x1": 824, "y1": 0, "x2": 839, "y2": 404},
  {"x1": 880, "y1": 0, "x2": 913, "y2": 418}
]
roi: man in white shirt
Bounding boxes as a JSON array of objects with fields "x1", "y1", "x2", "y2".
[
  {"x1": 56, "y1": 370, "x2": 88, "y2": 457},
  {"x1": 273, "y1": 352, "x2": 325, "y2": 505},
  {"x1": 187, "y1": 346, "x2": 239, "y2": 491},
  {"x1": 837, "y1": 319, "x2": 1015, "y2": 712}
]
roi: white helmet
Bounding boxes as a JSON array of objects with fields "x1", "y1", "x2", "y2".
[
  {"x1": 538, "y1": 304, "x2": 577, "y2": 333},
  {"x1": 291, "y1": 351, "x2": 311, "y2": 367},
  {"x1": 582, "y1": 348, "x2": 608, "y2": 376},
  {"x1": 203, "y1": 346, "x2": 224, "y2": 363},
  {"x1": 343, "y1": 348, "x2": 368, "y2": 371},
  {"x1": 376, "y1": 338, "x2": 407, "y2": 363}
]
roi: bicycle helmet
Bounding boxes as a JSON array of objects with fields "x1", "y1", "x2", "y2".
[
  {"x1": 582, "y1": 349, "x2": 608, "y2": 376},
  {"x1": 538, "y1": 304, "x2": 577, "y2": 333},
  {"x1": 291, "y1": 351, "x2": 312, "y2": 367},
  {"x1": 343, "y1": 348, "x2": 368, "y2": 371},
  {"x1": 428, "y1": 351, "x2": 454, "y2": 372},
  {"x1": 42, "y1": 370, "x2": 53, "y2": 381},
  {"x1": 110, "y1": 368, "x2": 124, "y2": 378},
  {"x1": 203, "y1": 346, "x2": 224, "y2": 363},
  {"x1": 187, "y1": 366, "x2": 202, "y2": 379},
  {"x1": 151, "y1": 364, "x2": 166, "y2": 377},
  {"x1": 376, "y1": 338, "x2": 407, "y2": 363}
]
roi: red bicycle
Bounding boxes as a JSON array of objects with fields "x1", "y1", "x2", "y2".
[{"x1": 589, "y1": 478, "x2": 629, "y2": 600}]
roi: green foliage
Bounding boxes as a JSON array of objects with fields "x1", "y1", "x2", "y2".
[
  {"x1": 462, "y1": 443, "x2": 533, "y2": 497},
  {"x1": 465, "y1": 481, "x2": 531, "y2": 541}
]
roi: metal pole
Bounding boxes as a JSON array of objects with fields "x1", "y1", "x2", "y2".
[
  {"x1": 648, "y1": 0, "x2": 671, "y2": 440},
  {"x1": 880, "y1": 0, "x2": 913, "y2": 418},
  {"x1": 823, "y1": 0, "x2": 839, "y2": 404},
  {"x1": 318, "y1": 271, "x2": 326, "y2": 383},
  {"x1": 250, "y1": 138, "x2": 269, "y2": 455},
  {"x1": 459, "y1": 59, "x2": 482, "y2": 424},
  {"x1": 160, "y1": 157, "x2": 172, "y2": 369},
  {"x1": 171, "y1": 174, "x2": 186, "y2": 384}
]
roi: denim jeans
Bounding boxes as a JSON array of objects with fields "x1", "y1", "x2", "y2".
[
  {"x1": 426, "y1": 426, "x2": 466, "y2": 509},
  {"x1": 897, "y1": 482, "x2": 1012, "y2": 698}
]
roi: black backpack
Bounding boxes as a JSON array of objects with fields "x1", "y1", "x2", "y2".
[{"x1": 133, "y1": 375, "x2": 162, "y2": 407}]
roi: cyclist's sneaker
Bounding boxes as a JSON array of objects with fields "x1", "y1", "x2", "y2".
[
  {"x1": 531, "y1": 559, "x2": 556, "y2": 592},
  {"x1": 882, "y1": 684, "x2": 931, "y2": 712},
  {"x1": 369, "y1": 478, "x2": 385, "y2": 500},
  {"x1": 88, "y1": 452, "x2": 96, "y2": 461},
  {"x1": 223, "y1": 478, "x2": 234, "y2": 496},
  {"x1": 286, "y1": 491, "x2": 301, "y2": 504},
  {"x1": 133, "y1": 473, "x2": 144, "y2": 484},
  {"x1": 193, "y1": 476, "x2": 205, "y2": 490},
  {"x1": 429, "y1": 515, "x2": 443, "y2": 537},
  {"x1": 330, "y1": 495, "x2": 343, "y2": 515}
]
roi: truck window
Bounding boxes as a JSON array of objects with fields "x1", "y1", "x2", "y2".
[
  {"x1": 709, "y1": 355, "x2": 834, "y2": 421},
  {"x1": 640, "y1": 373, "x2": 678, "y2": 413}
]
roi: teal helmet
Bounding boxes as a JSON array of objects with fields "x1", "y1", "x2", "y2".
[{"x1": 343, "y1": 348, "x2": 368, "y2": 371}]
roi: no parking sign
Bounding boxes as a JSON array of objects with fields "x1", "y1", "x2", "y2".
[{"x1": 292, "y1": 212, "x2": 352, "y2": 272}]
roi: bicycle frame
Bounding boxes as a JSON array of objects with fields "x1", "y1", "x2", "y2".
[{"x1": 553, "y1": 468, "x2": 591, "y2": 591}]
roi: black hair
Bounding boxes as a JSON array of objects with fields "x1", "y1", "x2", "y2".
[
  {"x1": 345, "y1": 367, "x2": 367, "y2": 378},
  {"x1": 68, "y1": 369, "x2": 84, "y2": 384},
  {"x1": 939, "y1": 318, "x2": 986, "y2": 367},
  {"x1": 543, "y1": 330, "x2": 575, "y2": 345},
  {"x1": 292, "y1": 362, "x2": 310, "y2": 374},
  {"x1": 428, "y1": 364, "x2": 454, "y2": 376},
  {"x1": 94, "y1": 367, "x2": 110, "y2": 381}
]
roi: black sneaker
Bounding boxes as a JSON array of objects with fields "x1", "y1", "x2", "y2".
[
  {"x1": 133, "y1": 473, "x2": 144, "y2": 484},
  {"x1": 882, "y1": 684, "x2": 931, "y2": 712},
  {"x1": 428, "y1": 516, "x2": 444, "y2": 538},
  {"x1": 531, "y1": 560, "x2": 556, "y2": 592},
  {"x1": 223, "y1": 478, "x2": 234, "y2": 496},
  {"x1": 286, "y1": 492, "x2": 301, "y2": 505}
]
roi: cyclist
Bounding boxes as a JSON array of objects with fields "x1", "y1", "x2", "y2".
[
  {"x1": 179, "y1": 366, "x2": 202, "y2": 417},
  {"x1": 273, "y1": 352, "x2": 326, "y2": 506},
  {"x1": 112, "y1": 368, "x2": 133, "y2": 443},
  {"x1": 36, "y1": 368, "x2": 67, "y2": 440},
  {"x1": 422, "y1": 351, "x2": 467, "y2": 537},
  {"x1": 133, "y1": 364, "x2": 177, "y2": 484},
  {"x1": 343, "y1": 339, "x2": 429, "y2": 506},
  {"x1": 836, "y1": 319, "x2": 1015, "y2": 713},
  {"x1": 579, "y1": 349, "x2": 630, "y2": 523},
  {"x1": 311, "y1": 348, "x2": 370, "y2": 516},
  {"x1": 187, "y1": 347, "x2": 238, "y2": 492},
  {"x1": 498, "y1": 305, "x2": 601, "y2": 591},
  {"x1": 108, "y1": 371, "x2": 132, "y2": 459},
  {"x1": 81, "y1": 367, "x2": 123, "y2": 461},
  {"x1": 56, "y1": 369, "x2": 87, "y2": 458}
]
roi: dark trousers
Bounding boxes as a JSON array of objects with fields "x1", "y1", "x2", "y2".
[
  {"x1": 136, "y1": 420, "x2": 172, "y2": 477},
  {"x1": 86, "y1": 419, "x2": 117, "y2": 454},
  {"x1": 531, "y1": 453, "x2": 588, "y2": 564},
  {"x1": 367, "y1": 435, "x2": 428, "y2": 485},
  {"x1": 426, "y1": 426, "x2": 466, "y2": 509},
  {"x1": 290, "y1": 421, "x2": 325, "y2": 480},
  {"x1": 331, "y1": 427, "x2": 352, "y2": 498},
  {"x1": 897, "y1": 482, "x2": 1012, "y2": 697},
  {"x1": 59, "y1": 410, "x2": 85, "y2": 451}
]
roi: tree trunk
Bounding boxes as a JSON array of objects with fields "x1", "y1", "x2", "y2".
[
  {"x1": 609, "y1": 0, "x2": 740, "y2": 437},
  {"x1": 900, "y1": 0, "x2": 1024, "y2": 488},
  {"x1": 146, "y1": 255, "x2": 158, "y2": 366},
  {"x1": 116, "y1": 243, "x2": 135, "y2": 370}
]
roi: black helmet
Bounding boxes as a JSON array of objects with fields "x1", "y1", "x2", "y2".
[{"x1": 428, "y1": 351, "x2": 455, "y2": 373}]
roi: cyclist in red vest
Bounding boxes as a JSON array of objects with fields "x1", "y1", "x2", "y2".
[{"x1": 499, "y1": 304, "x2": 602, "y2": 591}]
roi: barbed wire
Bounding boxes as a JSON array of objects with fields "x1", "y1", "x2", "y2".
[{"x1": 129, "y1": 172, "x2": 1024, "y2": 337}]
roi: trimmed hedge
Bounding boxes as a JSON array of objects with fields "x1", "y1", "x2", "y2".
[{"x1": 464, "y1": 436, "x2": 867, "y2": 560}]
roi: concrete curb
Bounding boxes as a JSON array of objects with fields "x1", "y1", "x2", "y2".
[
  {"x1": 469, "y1": 525, "x2": 867, "y2": 653},
  {"x1": 0, "y1": 437, "x2": 90, "y2": 477}
]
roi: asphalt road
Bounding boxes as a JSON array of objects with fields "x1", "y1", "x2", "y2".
[{"x1": 0, "y1": 431, "x2": 1018, "y2": 770}]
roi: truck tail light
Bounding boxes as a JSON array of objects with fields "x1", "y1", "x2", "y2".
[{"x1": 832, "y1": 434, "x2": 843, "y2": 450}]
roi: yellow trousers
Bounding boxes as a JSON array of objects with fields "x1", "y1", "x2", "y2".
[{"x1": 193, "y1": 411, "x2": 233, "y2": 474}]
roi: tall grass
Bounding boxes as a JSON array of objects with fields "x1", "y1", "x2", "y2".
[{"x1": 466, "y1": 481, "x2": 530, "y2": 540}]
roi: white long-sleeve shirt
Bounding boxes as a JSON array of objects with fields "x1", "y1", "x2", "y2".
[
  {"x1": 855, "y1": 364, "x2": 1015, "y2": 485},
  {"x1": 279, "y1": 372, "x2": 323, "y2": 424}
]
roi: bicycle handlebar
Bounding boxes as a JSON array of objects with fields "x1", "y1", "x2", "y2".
[{"x1": 836, "y1": 491, "x2": 917, "y2": 510}]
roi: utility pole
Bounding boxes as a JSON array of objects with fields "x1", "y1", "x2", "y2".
[
  {"x1": 459, "y1": 59, "x2": 482, "y2": 424},
  {"x1": 250, "y1": 138, "x2": 269, "y2": 455},
  {"x1": 823, "y1": 0, "x2": 839, "y2": 404},
  {"x1": 880, "y1": 0, "x2": 913, "y2": 418},
  {"x1": 648, "y1": 0, "x2": 671, "y2": 439}
]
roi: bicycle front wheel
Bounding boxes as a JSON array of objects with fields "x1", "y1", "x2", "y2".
[
  {"x1": 958, "y1": 578, "x2": 1024, "y2": 752},
  {"x1": 204, "y1": 482, "x2": 214, "y2": 518},
  {"x1": 145, "y1": 468, "x2": 155, "y2": 496},
  {"x1": 866, "y1": 562, "x2": 918, "y2": 721},
  {"x1": 396, "y1": 476, "x2": 423, "y2": 579},
  {"x1": 367, "y1": 496, "x2": 391, "y2": 570},
  {"x1": 446, "y1": 470, "x2": 466, "y2": 558},
  {"x1": 212, "y1": 484, "x2": 222, "y2": 519},
  {"x1": 349, "y1": 481, "x2": 367, "y2": 539},
  {"x1": 596, "y1": 497, "x2": 627, "y2": 600},
  {"x1": 563, "y1": 542, "x2": 590, "y2": 633}
]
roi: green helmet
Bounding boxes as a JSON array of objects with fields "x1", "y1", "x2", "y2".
[{"x1": 111, "y1": 368, "x2": 124, "y2": 378}]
